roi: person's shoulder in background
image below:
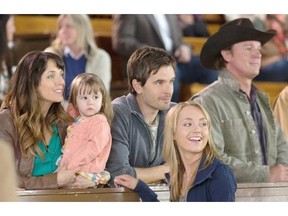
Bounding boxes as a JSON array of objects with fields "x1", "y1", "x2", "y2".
[{"x1": 0, "y1": 140, "x2": 17, "y2": 201}]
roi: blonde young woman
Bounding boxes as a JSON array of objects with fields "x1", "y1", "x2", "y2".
[
  {"x1": 45, "y1": 14, "x2": 111, "y2": 102},
  {"x1": 114, "y1": 101, "x2": 237, "y2": 202}
]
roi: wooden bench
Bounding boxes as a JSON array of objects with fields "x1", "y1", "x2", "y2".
[
  {"x1": 202, "y1": 14, "x2": 225, "y2": 24},
  {"x1": 16, "y1": 187, "x2": 140, "y2": 202},
  {"x1": 14, "y1": 15, "x2": 57, "y2": 35},
  {"x1": 91, "y1": 18, "x2": 112, "y2": 37},
  {"x1": 13, "y1": 15, "x2": 210, "y2": 100},
  {"x1": 14, "y1": 15, "x2": 112, "y2": 37},
  {"x1": 181, "y1": 81, "x2": 288, "y2": 105},
  {"x1": 149, "y1": 182, "x2": 288, "y2": 202},
  {"x1": 207, "y1": 23, "x2": 221, "y2": 35},
  {"x1": 183, "y1": 37, "x2": 207, "y2": 55},
  {"x1": 254, "y1": 81, "x2": 288, "y2": 105},
  {"x1": 21, "y1": 16, "x2": 288, "y2": 104},
  {"x1": 14, "y1": 15, "x2": 221, "y2": 38},
  {"x1": 13, "y1": 15, "x2": 124, "y2": 99}
]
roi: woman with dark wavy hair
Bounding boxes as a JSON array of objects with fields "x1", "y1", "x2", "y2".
[{"x1": 0, "y1": 51, "x2": 95, "y2": 189}]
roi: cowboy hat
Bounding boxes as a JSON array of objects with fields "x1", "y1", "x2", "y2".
[{"x1": 200, "y1": 18, "x2": 277, "y2": 70}]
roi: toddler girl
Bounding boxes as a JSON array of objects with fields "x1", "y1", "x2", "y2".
[{"x1": 59, "y1": 73, "x2": 114, "y2": 187}]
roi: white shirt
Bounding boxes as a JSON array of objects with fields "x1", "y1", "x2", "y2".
[{"x1": 153, "y1": 14, "x2": 173, "y2": 52}]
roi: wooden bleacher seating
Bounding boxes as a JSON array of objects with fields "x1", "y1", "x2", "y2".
[
  {"x1": 14, "y1": 15, "x2": 57, "y2": 35},
  {"x1": 16, "y1": 187, "x2": 140, "y2": 202},
  {"x1": 183, "y1": 37, "x2": 207, "y2": 55},
  {"x1": 150, "y1": 182, "x2": 288, "y2": 202},
  {"x1": 202, "y1": 14, "x2": 225, "y2": 24},
  {"x1": 91, "y1": 18, "x2": 112, "y2": 37},
  {"x1": 14, "y1": 15, "x2": 285, "y2": 104},
  {"x1": 12, "y1": 15, "x2": 211, "y2": 100},
  {"x1": 254, "y1": 81, "x2": 288, "y2": 105},
  {"x1": 14, "y1": 15, "x2": 222, "y2": 38},
  {"x1": 14, "y1": 15, "x2": 113, "y2": 37},
  {"x1": 206, "y1": 23, "x2": 221, "y2": 35},
  {"x1": 13, "y1": 15, "x2": 125, "y2": 99}
]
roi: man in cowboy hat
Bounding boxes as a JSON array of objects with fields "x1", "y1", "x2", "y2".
[{"x1": 191, "y1": 18, "x2": 288, "y2": 183}]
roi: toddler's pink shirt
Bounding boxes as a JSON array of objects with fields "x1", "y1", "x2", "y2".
[{"x1": 61, "y1": 114, "x2": 111, "y2": 173}]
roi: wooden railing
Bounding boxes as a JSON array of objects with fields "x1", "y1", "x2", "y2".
[
  {"x1": 149, "y1": 182, "x2": 288, "y2": 202},
  {"x1": 16, "y1": 182, "x2": 288, "y2": 202},
  {"x1": 236, "y1": 182, "x2": 288, "y2": 201},
  {"x1": 16, "y1": 187, "x2": 140, "y2": 202}
]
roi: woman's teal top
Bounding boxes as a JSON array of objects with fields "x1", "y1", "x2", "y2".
[{"x1": 32, "y1": 125, "x2": 62, "y2": 176}]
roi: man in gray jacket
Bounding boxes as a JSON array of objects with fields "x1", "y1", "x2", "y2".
[
  {"x1": 192, "y1": 18, "x2": 288, "y2": 183},
  {"x1": 106, "y1": 46, "x2": 176, "y2": 185}
]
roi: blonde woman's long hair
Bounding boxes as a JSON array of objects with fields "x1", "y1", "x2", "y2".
[
  {"x1": 52, "y1": 14, "x2": 98, "y2": 58},
  {"x1": 163, "y1": 101, "x2": 219, "y2": 202}
]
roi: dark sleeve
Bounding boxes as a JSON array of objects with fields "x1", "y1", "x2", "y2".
[
  {"x1": 106, "y1": 104, "x2": 136, "y2": 186},
  {"x1": 134, "y1": 180, "x2": 160, "y2": 202},
  {"x1": 182, "y1": 21, "x2": 210, "y2": 37},
  {"x1": 193, "y1": 20, "x2": 210, "y2": 37},
  {"x1": 112, "y1": 15, "x2": 145, "y2": 57}
]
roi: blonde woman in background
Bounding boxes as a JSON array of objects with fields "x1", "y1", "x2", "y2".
[{"x1": 45, "y1": 14, "x2": 111, "y2": 104}]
